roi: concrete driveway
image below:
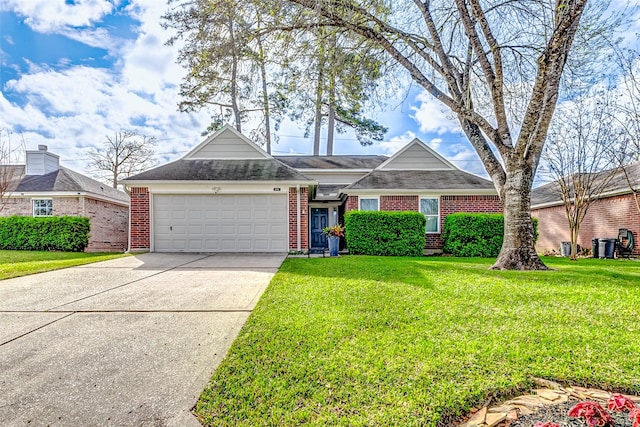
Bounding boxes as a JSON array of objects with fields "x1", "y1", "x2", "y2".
[{"x1": 0, "y1": 252, "x2": 286, "y2": 427}]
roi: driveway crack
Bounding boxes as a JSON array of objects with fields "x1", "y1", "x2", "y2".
[{"x1": 0, "y1": 312, "x2": 74, "y2": 347}]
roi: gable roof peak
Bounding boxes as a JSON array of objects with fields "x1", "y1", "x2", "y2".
[
  {"x1": 377, "y1": 137, "x2": 456, "y2": 171},
  {"x1": 183, "y1": 125, "x2": 271, "y2": 160}
]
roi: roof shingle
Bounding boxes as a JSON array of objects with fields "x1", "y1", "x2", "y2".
[
  {"x1": 5, "y1": 166, "x2": 129, "y2": 203},
  {"x1": 531, "y1": 162, "x2": 640, "y2": 207},
  {"x1": 344, "y1": 169, "x2": 495, "y2": 191},
  {"x1": 124, "y1": 159, "x2": 314, "y2": 182},
  {"x1": 275, "y1": 155, "x2": 387, "y2": 170}
]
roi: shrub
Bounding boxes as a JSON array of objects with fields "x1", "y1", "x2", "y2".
[
  {"x1": 345, "y1": 211, "x2": 426, "y2": 256},
  {"x1": 442, "y1": 213, "x2": 539, "y2": 257},
  {"x1": 0, "y1": 216, "x2": 91, "y2": 252}
]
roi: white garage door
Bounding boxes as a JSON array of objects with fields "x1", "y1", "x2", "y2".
[{"x1": 153, "y1": 194, "x2": 288, "y2": 252}]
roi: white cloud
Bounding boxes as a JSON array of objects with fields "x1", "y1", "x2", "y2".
[
  {"x1": 410, "y1": 91, "x2": 461, "y2": 135},
  {"x1": 59, "y1": 27, "x2": 121, "y2": 53},
  {"x1": 429, "y1": 137, "x2": 442, "y2": 151},
  {"x1": 376, "y1": 131, "x2": 415, "y2": 155},
  {"x1": 0, "y1": 1, "x2": 214, "y2": 177},
  {"x1": 447, "y1": 143, "x2": 488, "y2": 178},
  {"x1": 2, "y1": 0, "x2": 117, "y2": 33}
]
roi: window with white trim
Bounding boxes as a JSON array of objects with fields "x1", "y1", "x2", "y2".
[
  {"x1": 359, "y1": 197, "x2": 379, "y2": 211},
  {"x1": 33, "y1": 199, "x2": 53, "y2": 217},
  {"x1": 420, "y1": 197, "x2": 439, "y2": 233}
]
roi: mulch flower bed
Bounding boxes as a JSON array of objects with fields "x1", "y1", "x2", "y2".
[{"x1": 458, "y1": 378, "x2": 640, "y2": 427}]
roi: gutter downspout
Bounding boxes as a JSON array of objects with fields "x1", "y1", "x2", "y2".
[{"x1": 296, "y1": 184, "x2": 301, "y2": 252}]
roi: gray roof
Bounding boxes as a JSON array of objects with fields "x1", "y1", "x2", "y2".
[
  {"x1": 5, "y1": 165, "x2": 129, "y2": 204},
  {"x1": 344, "y1": 169, "x2": 495, "y2": 191},
  {"x1": 124, "y1": 159, "x2": 313, "y2": 182},
  {"x1": 532, "y1": 162, "x2": 640, "y2": 207},
  {"x1": 275, "y1": 155, "x2": 388, "y2": 170},
  {"x1": 314, "y1": 184, "x2": 345, "y2": 201}
]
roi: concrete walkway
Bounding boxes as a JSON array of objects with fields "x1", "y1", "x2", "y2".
[{"x1": 0, "y1": 252, "x2": 286, "y2": 427}]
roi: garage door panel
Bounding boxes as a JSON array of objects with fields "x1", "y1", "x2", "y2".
[
  {"x1": 270, "y1": 239, "x2": 286, "y2": 251},
  {"x1": 237, "y1": 239, "x2": 253, "y2": 250},
  {"x1": 153, "y1": 194, "x2": 288, "y2": 252},
  {"x1": 254, "y1": 224, "x2": 269, "y2": 235},
  {"x1": 204, "y1": 210, "x2": 219, "y2": 220},
  {"x1": 220, "y1": 209, "x2": 235, "y2": 220},
  {"x1": 270, "y1": 224, "x2": 286, "y2": 234},
  {"x1": 237, "y1": 224, "x2": 252, "y2": 235},
  {"x1": 204, "y1": 240, "x2": 220, "y2": 251},
  {"x1": 237, "y1": 210, "x2": 252, "y2": 220},
  {"x1": 205, "y1": 225, "x2": 219, "y2": 234}
]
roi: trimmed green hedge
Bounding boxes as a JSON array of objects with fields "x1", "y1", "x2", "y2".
[
  {"x1": 345, "y1": 211, "x2": 426, "y2": 256},
  {"x1": 442, "y1": 213, "x2": 538, "y2": 257},
  {"x1": 0, "y1": 216, "x2": 91, "y2": 252}
]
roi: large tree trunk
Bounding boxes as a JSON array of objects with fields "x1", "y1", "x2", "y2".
[
  {"x1": 256, "y1": 17, "x2": 271, "y2": 154},
  {"x1": 228, "y1": 17, "x2": 242, "y2": 133},
  {"x1": 570, "y1": 225, "x2": 580, "y2": 261},
  {"x1": 313, "y1": 58, "x2": 325, "y2": 156},
  {"x1": 491, "y1": 167, "x2": 548, "y2": 270},
  {"x1": 326, "y1": 34, "x2": 336, "y2": 156}
]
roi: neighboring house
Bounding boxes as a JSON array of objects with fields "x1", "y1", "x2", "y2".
[
  {"x1": 1, "y1": 145, "x2": 130, "y2": 252},
  {"x1": 531, "y1": 162, "x2": 640, "y2": 255},
  {"x1": 123, "y1": 125, "x2": 502, "y2": 253}
]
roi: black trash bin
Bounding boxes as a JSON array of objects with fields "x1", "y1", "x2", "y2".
[
  {"x1": 592, "y1": 238, "x2": 599, "y2": 258},
  {"x1": 598, "y1": 238, "x2": 617, "y2": 259}
]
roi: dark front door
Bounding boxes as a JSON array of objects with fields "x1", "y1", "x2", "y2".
[{"x1": 310, "y1": 208, "x2": 329, "y2": 248}]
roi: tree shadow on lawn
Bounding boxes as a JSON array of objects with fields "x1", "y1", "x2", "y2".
[{"x1": 283, "y1": 255, "x2": 640, "y2": 292}]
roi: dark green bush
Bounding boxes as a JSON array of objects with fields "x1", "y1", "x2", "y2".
[
  {"x1": 0, "y1": 216, "x2": 91, "y2": 252},
  {"x1": 345, "y1": 211, "x2": 426, "y2": 256},
  {"x1": 442, "y1": 213, "x2": 538, "y2": 257}
]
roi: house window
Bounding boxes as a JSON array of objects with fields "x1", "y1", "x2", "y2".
[
  {"x1": 420, "y1": 198, "x2": 439, "y2": 233},
  {"x1": 33, "y1": 199, "x2": 53, "y2": 217},
  {"x1": 359, "y1": 197, "x2": 379, "y2": 211}
]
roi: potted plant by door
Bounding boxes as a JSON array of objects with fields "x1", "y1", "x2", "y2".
[{"x1": 323, "y1": 224, "x2": 344, "y2": 257}]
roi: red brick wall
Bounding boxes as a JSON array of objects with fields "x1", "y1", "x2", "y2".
[
  {"x1": 84, "y1": 197, "x2": 129, "y2": 252},
  {"x1": 430, "y1": 195, "x2": 503, "y2": 249},
  {"x1": 380, "y1": 195, "x2": 419, "y2": 211},
  {"x1": 129, "y1": 187, "x2": 150, "y2": 251},
  {"x1": 289, "y1": 187, "x2": 309, "y2": 251},
  {"x1": 1, "y1": 196, "x2": 128, "y2": 252},
  {"x1": 532, "y1": 193, "x2": 639, "y2": 255},
  {"x1": 343, "y1": 194, "x2": 503, "y2": 250},
  {"x1": 346, "y1": 195, "x2": 358, "y2": 211}
]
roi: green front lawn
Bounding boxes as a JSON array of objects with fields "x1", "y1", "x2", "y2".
[
  {"x1": 0, "y1": 250, "x2": 128, "y2": 280},
  {"x1": 196, "y1": 256, "x2": 640, "y2": 426}
]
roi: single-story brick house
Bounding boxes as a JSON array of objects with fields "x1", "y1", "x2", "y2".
[
  {"x1": 123, "y1": 126, "x2": 502, "y2": 253},
  {"x1": 1, "y1": 145, "x2": 130, "y2": 252},
  {"x1": 531, "y1": 162, "x2": 640, "y2": 256}
]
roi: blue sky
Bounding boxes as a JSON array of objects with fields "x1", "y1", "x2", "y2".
[{"x1": 2, "y1": 0, "x2": 612, "y2": 182}]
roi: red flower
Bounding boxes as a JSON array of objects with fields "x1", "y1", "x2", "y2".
[
  {"x1": 608, "y1": 393, "x2": 637, "y2": 412},
  {"x1": 568, "y1": 401, "x2": 614, "y2": 427},
  {"x1": 630, "y1": 407, "x2": 640, "y2": 427},
  {"x1": 534, "y1": 422, "x2": 560, "y2": 427}
]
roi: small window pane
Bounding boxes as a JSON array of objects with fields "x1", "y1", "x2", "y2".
[
  {"x1": 425, "y1": 216, "x2": 438, "y2": 233},
  {"x1": 360, "y1": 198, "x2": 378, "y2": 211},
  {"x1": 420, "y1": 198, "x2": 438, "y2": 215},
  {"x1": 33, "y1": 199, "x2": 53, "y2": 217}
]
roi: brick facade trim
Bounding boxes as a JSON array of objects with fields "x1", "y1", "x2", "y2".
[
  {"x1": 289, "y1": 187, "x2": 309, "y2": 251},
  {"x1": 532, "y1": 193, "x2": 639, "y2": 255},
  {"x1": 344, "y1": 194, "x2": 503, "y2": 250},
  {"x1": 0, "y1": 195, "x2": 128, "y2": 252},
  {"x1": 129, "y1": 187, "x2": 150, "y2": 251}
]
